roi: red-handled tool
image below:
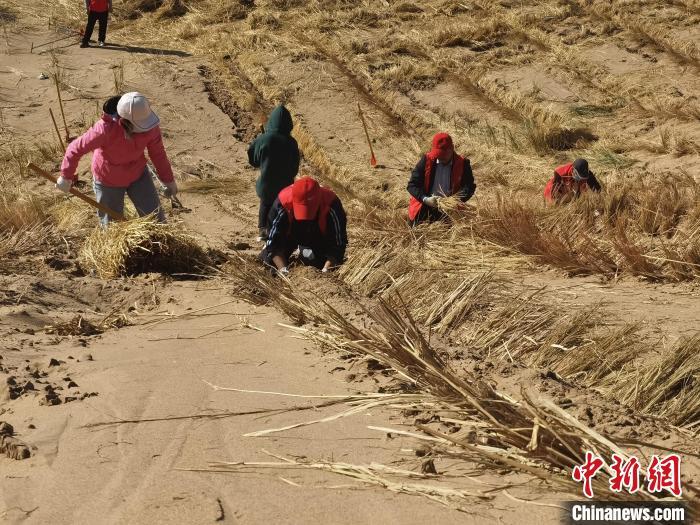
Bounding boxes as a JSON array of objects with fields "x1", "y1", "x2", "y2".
[{"x1": 357, "y1": 102, "x2": 377, "y2": 168}]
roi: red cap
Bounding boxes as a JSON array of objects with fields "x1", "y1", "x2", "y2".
[
  {"x1": 292, "y1": 177, "x2": 321, "y2": 220},
  {"x1": 430, "y1": 132, "x2": 453, "y2": 156}
]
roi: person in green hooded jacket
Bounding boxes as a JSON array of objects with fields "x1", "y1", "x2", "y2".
[{"x1": 248, "y1": 105, "x2": 300, "y2": 241}]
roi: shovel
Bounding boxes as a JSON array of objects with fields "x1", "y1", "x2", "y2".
[
  {"x1": 357, "y1": 102, "x2": 377, "y2": 168},
  {"x1": 27, "y1": 163, "x2": 126, "y2": 222}
]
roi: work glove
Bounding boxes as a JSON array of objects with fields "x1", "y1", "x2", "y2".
[
  {"x1": 162, "y1": 181, "x2": 178, "y2": 198},
  {"x1": 55, "y1": 176, "x2": 72, "y2": 194},
  {"x1": 423, "y1": 195, "x2": 438, "y2": 208}
]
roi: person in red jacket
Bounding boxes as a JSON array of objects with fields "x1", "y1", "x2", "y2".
[
  {"x1": 260, "y1": 177, "x2": 347, "y2": 276},
  {"x1": 544, "y1": 158, "x2": 601, "y2": 204},
  {"x1": 81, "y1": 0, "x2": 112, "y2": 48},
  {"x1": 407, "y1": 132, "x2": 475, "y2": 225}
]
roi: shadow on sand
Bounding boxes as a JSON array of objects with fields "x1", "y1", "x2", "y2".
[{"x1": 101, "y1": 42, "x2": 191, "y2": 57}]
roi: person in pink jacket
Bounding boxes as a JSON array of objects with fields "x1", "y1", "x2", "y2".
[{"x1": 57, "y1": 92, "x2": 177, "y2": 226}]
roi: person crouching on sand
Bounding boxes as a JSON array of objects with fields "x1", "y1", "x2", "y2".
[
  {"x1": 260, "y1": 177, "x2": 347, "y2": 276},
  {"x1": 57, "y1": 92, "x2": 177, "y2": 226},
  {"x1": 407, "y1": 132, "x2": 476, "y2": 226},
  {"x1": 544, "y1": 158, "x2": 602, "y2": 205}
]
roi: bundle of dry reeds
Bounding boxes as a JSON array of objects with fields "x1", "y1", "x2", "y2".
[{"x1": 78, "y1": 216, "x2": 212, "y2": 278}]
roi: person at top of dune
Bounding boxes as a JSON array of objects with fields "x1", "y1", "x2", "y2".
[
  {"x1": 407, "y1": 132, "x2": 476, "y2": 226},
  {"x1": 260, "y1": 177, "x2": 347, "y2": 276},
  {"x1": 544, "y1": 158, "x2": 601, "y2": 204},
  {"x1": 57, "y1": 92, "x2": 176, "y2": 226},
  {"x1": 248, "y1": 105, "x2": 300, "y2": 242},
  {"x1": 81, "y1": 0, "x2": 111, "y2": 48}
]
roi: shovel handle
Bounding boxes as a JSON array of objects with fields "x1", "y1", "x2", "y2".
[
  {"x1": 27, "y1": 163, "x2": 126, "y2": 222},
  {"x1": 357, "y1": 102, "x2": 377, "y2": 161}
]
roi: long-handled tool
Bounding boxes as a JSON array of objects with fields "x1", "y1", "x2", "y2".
[
  {"x1": 53, "y1": 77, "x2": 70, "y2": 141},
  {"x1": 27, "y1": 163, "x2": 126, "y2": 222},
  {"x1": 49, "y1": 108, "x2": 66, "y2": 151},
  {"x1": 357, "y1": 102, "x2": 378, "y2": 168}
]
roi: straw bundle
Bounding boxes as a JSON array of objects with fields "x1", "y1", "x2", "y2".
[
  {"x1": 78, "y1": 217, "x2": 212, "y2": 278},
  {"x1": 436, "y1": 195, "x2": 477, "y2": 222}
]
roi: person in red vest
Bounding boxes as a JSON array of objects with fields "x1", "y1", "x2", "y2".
[
  {"x1": 261, "y1": 177, "x2": 347, "y2": 275},
  {"x1": 544, "y1": 158, "x2": 601, "y2": 204},
  {"x1": 81, "y1": 0, "x2": 112, "y2": 48},
  {"x1": 407, "y1": 132, "x2": 476, "y2": 225}
]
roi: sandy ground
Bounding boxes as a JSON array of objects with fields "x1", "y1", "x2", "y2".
[
  {"x1": 2, "y1": 6, "x2": 700, "y2": 522},
  {"x1": 0, "y1": 22, "x2": 565, "y2": 525}
]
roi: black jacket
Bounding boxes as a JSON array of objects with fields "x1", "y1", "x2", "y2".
[
  {"x1": 265, "y1": 197, "x2": 348, "y2": 263},
  {"x1": 407, "y1": 154, "x2": 476, "y2": 203}
]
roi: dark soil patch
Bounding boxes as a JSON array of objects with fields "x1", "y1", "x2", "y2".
[{"x1": 198, "y1": 64, "x2": 269, "y2": 143}]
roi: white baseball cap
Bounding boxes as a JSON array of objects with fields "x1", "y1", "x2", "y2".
[{"x1": 117, "y1": 92, "x2": 160, "y2": 133}]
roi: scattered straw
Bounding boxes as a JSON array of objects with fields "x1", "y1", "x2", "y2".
[
  {"x1": 44, "y1": 315, "x2": 101, "y2": 336},
  {"x1": 183, "y1": 450, "x2": 491, "y2": 510}
]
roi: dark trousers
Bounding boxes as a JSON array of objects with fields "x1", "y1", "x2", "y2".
[
  {"x1": 258, "y1": 198, "x2": 275, "y2": 231},
  {"x1": 82, "y1": 10, "x2": 108, "y2": 45},
  {"x1": 410, "y1": 205, "x2": 446, "y2": 227}
]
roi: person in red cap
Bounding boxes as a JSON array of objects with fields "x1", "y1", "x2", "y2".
[
  {"x1": 407, "y1": 132, "x2": 475, "y2": 225},
  {"x1": 544, "y1": 158, "x2": 601, "y2": 204},
  {"x1": 260, "y1": 177, "x2": 347, "y2": 275}
]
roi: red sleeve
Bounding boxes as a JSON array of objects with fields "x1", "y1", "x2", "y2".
[{"x1": 146, "y1": 127, "x2": 174, "y2": 183}]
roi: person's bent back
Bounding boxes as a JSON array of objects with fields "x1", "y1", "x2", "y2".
[
  {"x1": 544, "y1": 158, "x2": 601, "y2": 205},
  {"x1": 260, "y1": 177, "x2": 347, "y2": 276},
  {"x1": 58, "y1": 92, "x2": 176, "y2": 226}
]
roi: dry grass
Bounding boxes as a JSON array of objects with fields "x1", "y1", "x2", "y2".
[
  {"x1": 472, "y1": 195, "x2": 618, "y2": 277},
  {"x1": 323, "y1": 206, "x2": 700, "y2": 427},
  {"x1": 78, "y1": 216, "x2": 212, "y2": 278},
  {"x1": 222, "y1": 260, "x2": 700, "y2": 508},
  {"x1": 432, "y1": 19, "x2": 510, "y2": 49},
  {"x1": 465, "y1": 181, "x2": 700, "y2": 282},
  {"x1": 14, "y1": 0, "x2": 696, "y2": 505},
  {"x1": 45, "y1": 315, "x2": 102, "y2": 336},
  {"x1": 193, "y1": 451, "x2": 493, "y2": 511},
  {"x1": 600, "y1": 335, "x2": 700, "y2": 428},
  {"x1": 583, "y1": 1, "x2": 700, "y2": 67}
]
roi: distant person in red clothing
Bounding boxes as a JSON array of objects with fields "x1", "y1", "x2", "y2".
[
  {"x1": 81, "y1": 0, "x2": 111, "y2": 48},
  {"x1": 544, "y1": 158, "x2": 601, "y2": 205},
  {"x1": 407, "y1": 132, "x2": 476, "y2": 226}
]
